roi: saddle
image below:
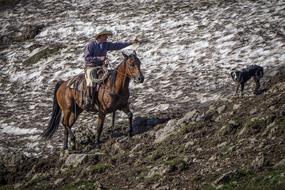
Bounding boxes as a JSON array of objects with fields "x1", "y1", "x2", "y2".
[
  {"x1": 66, "y1": 69, "x2": 117, "y2": 92},
  {"x1": 67, "y1": 73, "x2": 86, "y2": 91}
]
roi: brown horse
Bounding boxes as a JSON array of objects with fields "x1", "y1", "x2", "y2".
[{"x1": 43, "y1": 51, "x2": 144, "y2": 150}]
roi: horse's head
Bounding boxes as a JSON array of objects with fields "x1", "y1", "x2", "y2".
[{"x1": 122, "y1": 51, "x2": 144, "y2": 83}]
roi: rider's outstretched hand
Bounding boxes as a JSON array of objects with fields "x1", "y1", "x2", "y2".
[{"x1": 98, "y1": 56, "x2": 106, "y2": 61}]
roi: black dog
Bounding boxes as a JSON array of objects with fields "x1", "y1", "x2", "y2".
[{"x1": 231, "y1": 65, "x2": 264, "y2": 96}]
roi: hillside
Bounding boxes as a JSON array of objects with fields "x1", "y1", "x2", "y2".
[
  {"x1": 1, "y1": 67, "x2": 285, "y2": 189},
  {"x1": 0, "y1": 0, "x2": 285, "y2": 189}
]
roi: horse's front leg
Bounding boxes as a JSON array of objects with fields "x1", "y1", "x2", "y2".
[
  {"x1": 95, "y1": 113, "x2": 106, "y2": 148},
  {"x1": 122, "y1": 107, "x2": 133, "y2": 138}
]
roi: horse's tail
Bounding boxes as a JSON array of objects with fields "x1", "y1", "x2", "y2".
[{"x1": 42, "y1": 80, "x2": 64, "y2": 139}]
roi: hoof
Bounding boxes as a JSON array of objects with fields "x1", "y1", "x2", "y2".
[
  {"x1": 71, "y1": 144, "x2": 76, "y2": 151},
  {"x1": 94, "y1": 142, "x2": 102, "y2": 150},
  {"x1": 60, "y1": 149, "x2": 69, "y2": 158},
  {"x1": 128, "y1": 130, "x2": 133, "y2": 138}
]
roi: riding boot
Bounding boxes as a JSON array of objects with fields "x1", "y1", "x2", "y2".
[{"x1": 93, "y1": 90, "x2": 99, "y2": 110}]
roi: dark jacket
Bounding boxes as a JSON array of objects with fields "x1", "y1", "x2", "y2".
[{"x1": 84, "y1": 40, "x2": 131, "y2": 66}]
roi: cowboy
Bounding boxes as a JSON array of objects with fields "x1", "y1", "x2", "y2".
[{"x1": 83, "y1": 30, "x2": 139, "y2": 110}]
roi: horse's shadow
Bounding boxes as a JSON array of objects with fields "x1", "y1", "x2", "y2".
[
  {"x1": 77, "y1": 116, "x2": 170, "y2": 152},
  {"x1": 110, "y1": 116, "x2": 170, "y2": 138}
]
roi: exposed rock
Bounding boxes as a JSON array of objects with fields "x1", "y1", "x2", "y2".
[
  {"x1": 269, "y1": 106, "x2": 275, "y2": 111},
  {"x1": 196, "y1": 147, "x2": 203, "y2": 152},
  {"x1": 214, "y1": 115, "x2": 222, "y2": 122},
  {"x1": 274, "y1": 158, "x2": 285, "y2": 169},
  {"x1": 147, "y1": 165, "x2": 170, "y2": 178},
  {"x1": 238, "y1": 126, "x2": 247, "y2": 136},
  {"x1": 64, "y1": 154, "x2": 88, "y2": 168},
  {"x1": 54, "y1": 178, "x2": 64, "y2": 186},
  {"x1": 217, "y1": 105, "x2": 226, "y2": 114},
  {"x1": 208, "y1": 105, "x2": 215, "y2": 111},
  {"x1": 219, "y1": 125, "x2": 228, "y2": 136},
  {"x1": 203, "y1": 109, "x2": 216, "y2": 121},
  {"x1": 220, "y1": 120, "x2": 240, "y2": 135},
  {"x1": 228, "y1": 120, "x2": 239, "y2": 128},
  {"x1": 213, "y1": 169, "x2": 240, "y2": 185},
  {"x1": 130, "y1": 143, "x2": 144, "y2": 153},
  {"x1": 251, "y1": 153, "x2": 266, "y2": 170},
  {"x1": 22, "y1": 25, "x2": 44, "y2": 40},
  {"x1": 154, "y1": 119, "x2": 178, "y2": 143},
  {"x1": 23, "y1": 45, "x2": 63, "y2": 66},
  {"x1": 177, "y1": 110, "x2": 198, "y2": 125},
  {"x1": 184, "y1": 141, "x2": 195, "y2": 149},
  {"x1": 233, "y1": 104, "x2": 241, "y2": 110},
  {"x1": 0, "y1": 24, "x2": 44, "y2": 45},
  {"x1": 217, "y1": 142, "x2": 227, "y2": 148},
  {"x1": 250, "y1": 108, "x2": 258, "y2": 115},
  {"x1": 112, "y1": 142, "x2": 125, "y2": 155},
  {"x1": 25, "y1": 172, "x2": 50, "y2": 187},
  {"x1": 136, "y1": 182, "x2": 145, "y2": 189},
  {"x1": 95, "y1": 181, "x2": 105, "y2": 190},
  {"x1": 209, "y1": 155, "x2": 217, "y2": 161}
]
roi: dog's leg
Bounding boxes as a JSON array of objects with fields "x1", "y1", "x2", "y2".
[
  {"x1": 235, "y1": 83, "x2": 240, "y2": 96},
  {"x1": 240, "y1": 82, "x2": 245, "y2": 97},
  {"x1": 254, "y1": 77, "x2": 260, "y2": 95}
]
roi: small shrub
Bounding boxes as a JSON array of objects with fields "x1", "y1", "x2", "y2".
[
  {"x1": 149, "y1": 149, "x2": 164, "y2": 161},
  {"x1": 90, "y1": 163, "x2": 110, "y2": 174},
  {"x1": 245, "y1": 118, "x2": 267, "y2": 129},
  {"x1": 276, "y1": 116, "x2": 285, "y2": 128},
  {"x1": 144, "y1": 174, "x2": 161, "y2": 185},
  {"x1": 63, "y1": 181, "x2": 97, "y2": 190},
  {"x1": 165, "y1": 158, "x2": 187, "y2": 172}
]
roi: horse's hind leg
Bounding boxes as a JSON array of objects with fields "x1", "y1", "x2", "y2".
[
  {"x1": 62, "y1": 110, "x2": 82, "y2": 150},
  {"x1": 62, "y1": 110, "x2": 71, "y2": 150},
  {"x1": 62, "y1": 110, "x2": 81, "y2": 150},
  {"x1": 68, "y1": 111, "x2": 82, "y2": 150}
]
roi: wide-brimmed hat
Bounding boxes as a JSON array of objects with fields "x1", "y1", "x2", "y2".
[{"x1": 95, "y1": 30, "x2": 113, "y2": 39}]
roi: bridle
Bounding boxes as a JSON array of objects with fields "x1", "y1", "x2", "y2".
[{"x1": 106, "y1": 54, "x2": 141, "y2": 80}]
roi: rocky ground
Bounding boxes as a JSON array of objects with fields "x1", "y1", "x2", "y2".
[
  {"x1": 0, "y1": 66, "x2": 285, "y2": 189},
  {"x1": 0, "y1": 0, "x2": 285, "y2": 189}
]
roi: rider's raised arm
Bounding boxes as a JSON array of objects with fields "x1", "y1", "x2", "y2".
[
  {"x1": 106, "y1": 42, "x2": 132, "y2": 51},
  {"x1": 84, "y1": 42, "x2": 104, "y2": 66}
]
